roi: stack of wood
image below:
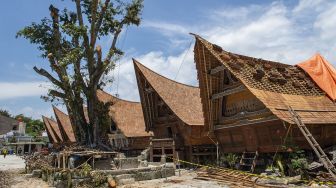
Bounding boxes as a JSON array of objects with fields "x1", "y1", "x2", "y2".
[{"x1": 195, "y1": 167, "x2": 257, "y2": 188}]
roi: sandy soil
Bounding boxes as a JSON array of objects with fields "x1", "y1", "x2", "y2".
[
  {"x1": 0, "y1": 155, "x2": 49, "y2": 188},
  {"x1": 0, "y1": 155, "x2": 25, "y2": 170},
  {"x1": 0, "y1": 155, "x2": 229, "y2": 188},
  {"x1": 121, "y1": 169, "x2": 229, "y2": 188}
]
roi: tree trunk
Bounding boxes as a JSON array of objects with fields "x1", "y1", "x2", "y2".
[{"x1": 87, "y1": 85, "x2": 99, "y2": 146}]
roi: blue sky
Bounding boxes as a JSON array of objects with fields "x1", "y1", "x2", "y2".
[{"x1": 0, "y1": 0, "x2": 335, "y2": 119}]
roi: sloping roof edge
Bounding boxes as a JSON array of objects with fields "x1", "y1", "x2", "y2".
[
  {"x1": 42, "y1": 116, "x2": 58, "y2": 143},
  {"x1": 97, "y1": 89, "x2": 152, "y2": 137},
  {"x1": 52, "y1": 106, "x2": 76, "y2": 143},
  {"x1": 133, "y1": 59, "x2": 204, "y2": 126},
  {"x1": 193, "y1": 34, "x2": 336, "y2": 125}
]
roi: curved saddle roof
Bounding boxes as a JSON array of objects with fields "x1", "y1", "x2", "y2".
[
  {"x1": 42, "y1": 116, "x2": 63, "y2": 143},
  {"x1": 97, "y1": 90, "x2": 152, "y2": 137},
  {"x1": 133, "y1": 59, "x2": 204, "y2": 126},
  {"x1": 53, "y1": 106, "x2": 76, "y2": 142},
  {"x1": 193, "y1": 34, "x2": 336, "y2": 125}
]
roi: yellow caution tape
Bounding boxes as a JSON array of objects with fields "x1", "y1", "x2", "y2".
[{"x1": 166, "y1": 156, "x2": 335, "y2": 185}]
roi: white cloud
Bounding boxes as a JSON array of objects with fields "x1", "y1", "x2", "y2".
[
  {"x1": 104, "y1": 45, "x2": 196, "y2": 101},
  {"x1": 142, "y1": 21, "x2": 189, "y2": 36},
  {"x1": 106, "y1": 0, "x2": 336, "y2": 102},
  {"x1": 293, "y1": 0, "x2": 325, "y2": 13},
  {"x1": 0, "y1": 82, "x2": 48, "y2": 100},
  {"x1": 314, "y1": 3, "x2": 336, "y2": 40}
]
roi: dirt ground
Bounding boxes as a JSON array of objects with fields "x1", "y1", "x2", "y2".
[
  {"x1": 0, "y1": 155, "x2": 49, "y2": 188},
  {"x1": 121, "y1": 169, "x2": 228, "y2": 188},
  {"x1": 0, "y1": 155, "x2": 229, "y2": 188}
]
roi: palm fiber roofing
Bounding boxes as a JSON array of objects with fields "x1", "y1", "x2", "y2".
[
  {"x1": 42, "y1": 116, "x2": 61, "y2": 143},
  {"x1": 96, "y1": 90, "x2": 152, "y2": 137},
  {"x1": 53, "y1": 106, "x2": 76, "y2": 142},
  {"x1": 193, "y1": 34, "x2": 336, "y2": 125},
  {"x1": 297, "y1": 53, "x2": 336, "y2": 101},
  {"x1": 133, "y1": 59, "x2": 204, "y2": 126}
]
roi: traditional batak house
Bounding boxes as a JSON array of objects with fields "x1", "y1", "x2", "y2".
[
  {"x1": 42, "y1": 116, "x2": 63, "y2": 144},
  {"x1": 44, "y1": 93, "x2": 152, "y2": 155},
  {"x1": 192, "y1": 34, "x2": 336, "y2": 169},
  {"x1": 97, "y1": 90, "x2": 152, "y2": 156},
  {"x1": 133, "y1": 60, "x2": 215, "y2": 163},
  {"x1": 52, "y1": 106, "x2": 77, "y2": 144}
]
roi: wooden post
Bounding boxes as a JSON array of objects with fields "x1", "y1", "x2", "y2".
[
  {"x1": 150, "y1": 138, "x2": 153, "y2": 162},
  {"x1": 216, "y1": 142, "x2": 219, "y2": 166},
  {"x1": 57, "y1": 154, "x2": 61, "y2": 168},
  {"x1": 92, "y1": 156, "x2": 95, "y2": 169},
  {"x1": 62, "y1": 153, "x2": 66, "y2": 170},
  {"x1": 172, "y1": 140, "x2": 176, "y2": 159}
]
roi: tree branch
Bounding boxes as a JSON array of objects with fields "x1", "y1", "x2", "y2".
[
  {"x1": 49, "y1": 89, "x2": 66, "y2": 98},
  {"x1": 33, "y1": 66, "x2": 63, "y2": 89},
  {"x1": 49, "y1": 5, "x2": 61, "y2": 56},
  {"x1": 92, "y1": 0, "x2": 110, "y2": 47},
  {"x1": 75, "y1": 0, "x2": 94, "y2": 74},
  {"x1": 89, "y1": 0, "x2": 99, "y2": 50}
]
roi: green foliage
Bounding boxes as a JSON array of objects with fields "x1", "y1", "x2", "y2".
[
  {"x1": 288, "y1": 150, "x2": 309, "y2": 176},
  {"x1": 276, "y1": 158, "x2": 285, "y2": 176},
  {"x1": 80, "y1": 162, "x2": 92, "y2": 177},
  {"x1": 9, "y1": 137, "x2": 17, "y2": 143},
  {"x1": 0, "y1": 109, "x2": 12, "y2": 118},
  {"x1": 15, "y1": 114, "x2": 45, "y2": 137},
  {"x1": 16, "y1": 0, "x2": 144, "y2": 145},
  {"x1": 220, "y1": 153, "x2": 239, "y2": 168}
]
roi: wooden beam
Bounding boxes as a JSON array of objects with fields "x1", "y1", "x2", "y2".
[
  {"x1": 145, "y1": 87, "x2": 154, "y2": 93},
  {"x1": 209, "y1": 65, "x2": 226, "y2": 75},
  {"x1": 211, "y1": 85, "x2": 245, "y2": 100}
]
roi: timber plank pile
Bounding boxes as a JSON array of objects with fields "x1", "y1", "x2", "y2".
[{"x1": 195, "y1": 167, "x2": 290, "y2": 188}]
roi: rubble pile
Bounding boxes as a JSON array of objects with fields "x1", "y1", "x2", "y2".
[{"x1": 24, "y1": 153, "x2": 54, "y2": 172}]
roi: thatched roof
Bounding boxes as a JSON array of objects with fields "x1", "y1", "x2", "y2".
[
  {"x1": 97, "y1": 90, "x2": 152, "y2": 138},
  {"x1": 52, "y1": 106, "x2": 76, "y2": 142},
  {"x1": 193, "y1": 34, "x2": 336, "y2": 125},
  {"x1": 0, "y1": 115, "x2": 18, "y2": 135},
  {"x1": 42, "y1": 116, "x2": 59, "y2": 143},
  {"x1": 42, "y1": 116, "x2": 63, "y2": 143},
  {"x1": 133, "y1": 59, "x2": 204, "y2": 126}
]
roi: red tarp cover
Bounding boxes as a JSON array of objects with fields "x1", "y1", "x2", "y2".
[{"x1": 297, "y1": 53, "x2": 336, "y2": 101}]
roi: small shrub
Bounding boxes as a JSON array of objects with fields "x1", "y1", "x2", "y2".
[{"x1": 220, "y1": 153, "x2": 239, "y2": 168}]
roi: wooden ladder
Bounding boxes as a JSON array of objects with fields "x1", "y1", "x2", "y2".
[
  {"x1": 239, "y1": 151, "x2": 258, "y2": 173},
  {"x1": 288, "y1": 106, "x2": 336, "y2": 180}
]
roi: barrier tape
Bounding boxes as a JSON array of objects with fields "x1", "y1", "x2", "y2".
[{"x1": 166, "y1": 156, "x2": 335, "y2": 186}]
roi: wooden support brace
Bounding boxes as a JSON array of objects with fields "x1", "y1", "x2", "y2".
[
  {"x1": 209, "y1": 65, "x2": 226, "y2": 75},
  {"x1": 211, "y1": 85, "x2": 246, "y2": 100}
]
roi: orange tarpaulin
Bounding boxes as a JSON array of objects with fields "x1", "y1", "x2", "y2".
[{"x1": 297, "y1": 53, "x2": 336, "y2": 101}]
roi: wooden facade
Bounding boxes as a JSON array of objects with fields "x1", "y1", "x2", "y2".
[
  {"x1": 97, "y1": 90, "x2": 152, "y2": 156},
  {"x1": 192, "y1": 34, "x2": 336, "y2": 153},
  {"x1": 44, "y1": 91, "x2": 152, "y2": 155},
  {"x1": 133, "y1": 60, "x2": 216, "y2": 163}
]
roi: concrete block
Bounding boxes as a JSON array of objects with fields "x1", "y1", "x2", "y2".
[
  {"x1": 117, "y1": 178, "x2": 135, "y2": 185},
  {"x1": 32, "y1": 169, "x2": 42, "y2": 178},
  {"x1": 161, "y1": 167, "x2": 175, "y2": 178},
  {"x1": 24, "y1": 174, "x2": 33, "y2": 178}
]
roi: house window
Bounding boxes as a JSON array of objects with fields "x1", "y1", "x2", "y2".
[
  {"x1": 110, "y1": 120, "x2": 117, "y2": 132},
  {"x1": 167, "y1": 127, "x2": 173, "y2": 138}
]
